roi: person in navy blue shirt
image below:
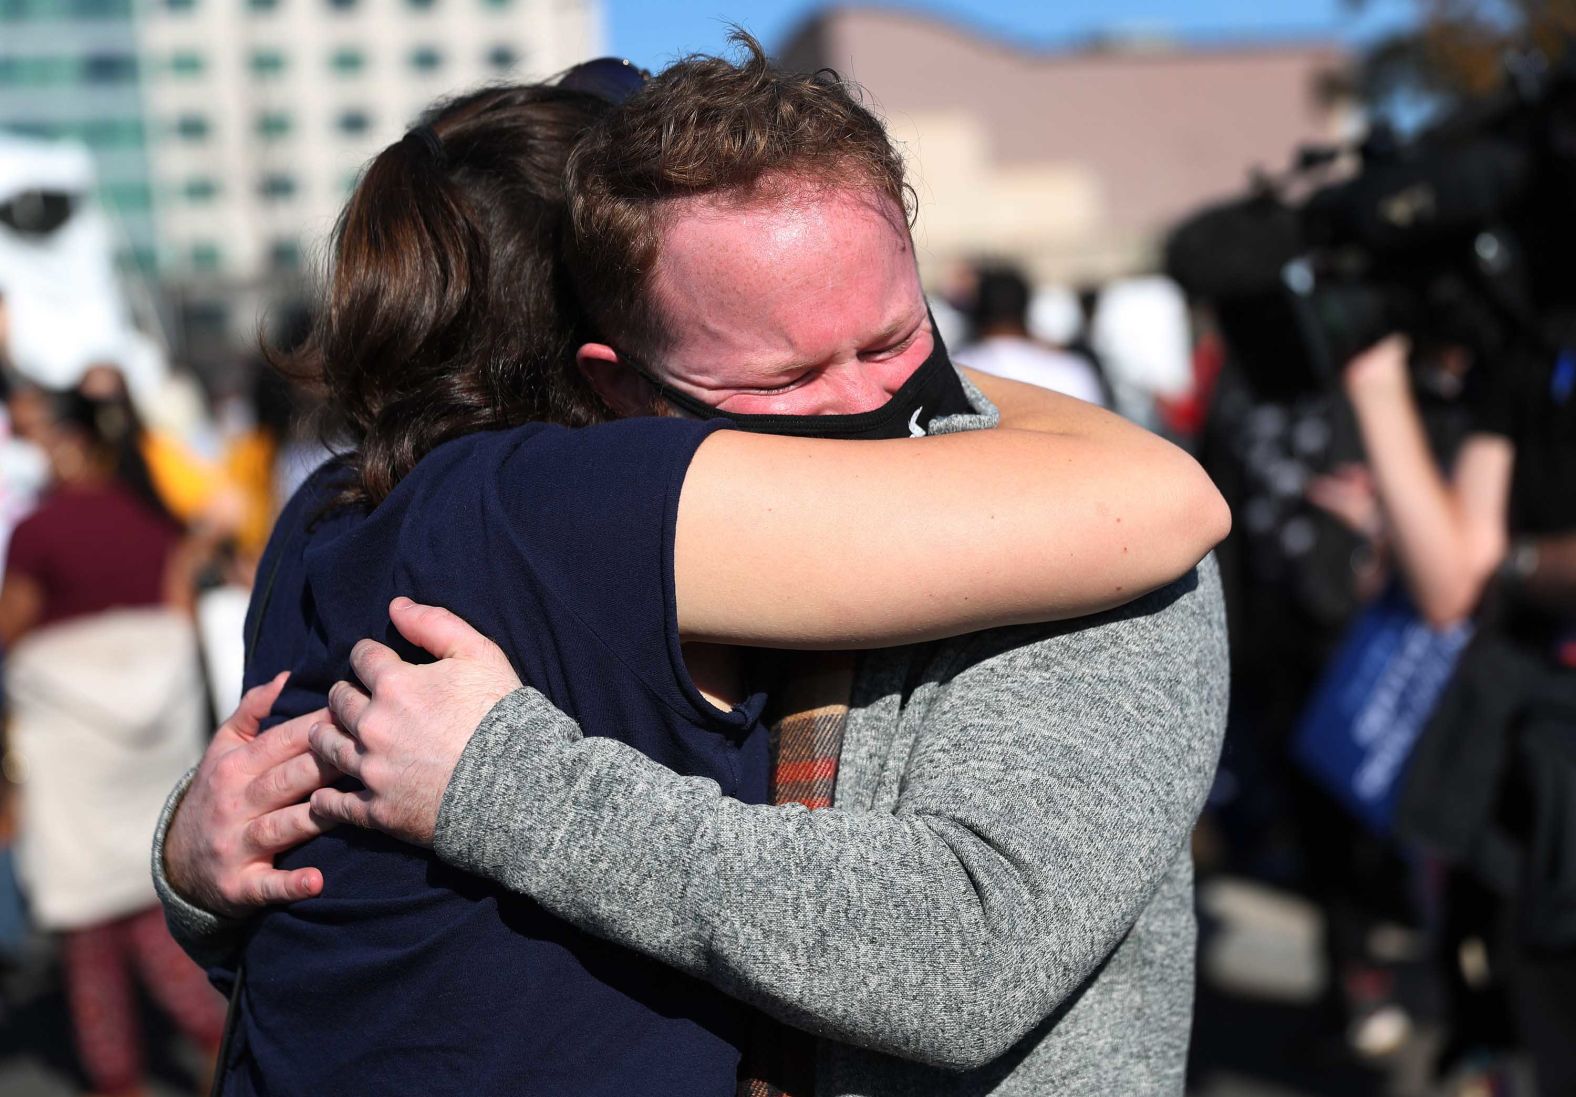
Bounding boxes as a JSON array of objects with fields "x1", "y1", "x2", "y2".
[
  {"x1": 231, "y1": 418, "x2": 759, "y2": 1097},
  {"x1": 159, "y1": 80, "x2": 1225, "y2": 1096}
]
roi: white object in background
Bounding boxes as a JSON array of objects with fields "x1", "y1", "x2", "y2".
[
  {"x1": 958, "y1": 336, "x2": 1106, "y2": 407},
  {"x1": 196, "y1": 584, "x2": 251, "y2": 719},
  {"x1": 0, "y1": 134, "x2": 166, "y2": 400},
  {"x1": 928, "y1": 295, "x2": 967, "y2": 351},
  {"x1": 8, "y1": 609, "x2": 205, "y2": 929},
  {"x1": 1089, "y1": 276, "x2": 1194, "y2": 426},
  {"x1": 1028, "y1": 284, "x2": 1082, "y2": 347}
]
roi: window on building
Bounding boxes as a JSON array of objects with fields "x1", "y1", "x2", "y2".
[
  {"x1": 84, "y1": 53, "x2": 138, "y2": 83},
  {"x1": 69, "y1": 0, "x2": 137, "y2": 15},
  {"x1": 180, "y1": 299, "x2": 230, "y2": 341},
  {"x1": 268, "y1": 239, "x2": 302, "y2": 271},
  {"x1": 326, "y1": 0, "x2": 356, "y2": 9},
  {"x1": 408, "y1": 46, "x2": 443, "y2": 73},
  {"x1": 7, "y1": 121, "x2": 57, "y2": 140},
  {"x1": 82, "y1": 118, "x2": 145, "y2": 147},
  {"x1": 330, "y1": 47, "x2": 365, "y2": 74},
  {"x1": 191, "y1": 242, "x2": 222, "y2": 271},
  {"x1": 481, "y1": 0, "x2": 512, "y2": 8},
  {"x1": 183, "y1": 177, "x2": 219, "y2": 202},
  {"x1": 249, "y1": 49, "x2": 286, "y2": 76},
  {"x1": 101, "y1": 181, "x2": 153, "y2": 212},
  {"x1": 407, "y1": 0, "x2": 435, "y2": 8},
  {"x1": 170, "y1": 51, "x2": 204, "y2": 77},
  {"x1": 248, "y1": 0, "x2": 279, "y2": 9},
  {"x1": 485, "y1": 44, "x2": 518, "y2": 72},
  {"x1": 123, "y1": 245, "x2": 158, "y2": 273},
  {"x1": 258, "y1": 174, "x2": 297, "y2": 200},
  {"x1": 166, "y1": 0, "x2": 197, "y2": 11},
  {"x1": 256, "y1": 111, "x2": 292, "y2": 139},
  {"x1": 335, "y1": 109, "x2": 371, "y2": 136},
  {"x1": 174, "y1": 114, "x2": 210, "y2": 141}
]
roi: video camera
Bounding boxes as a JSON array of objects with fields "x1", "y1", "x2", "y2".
[{"x1": 1165, "y1": 54, "x2": 1576, "y2": 401}]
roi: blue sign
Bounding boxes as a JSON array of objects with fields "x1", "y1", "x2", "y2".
[{"x1": 1295, "y1": 586, "x2": 1474, "y2": 833}]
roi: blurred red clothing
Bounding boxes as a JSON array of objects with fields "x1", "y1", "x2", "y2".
[{"x1": 5, "y1": 483, "x2": 179, "y2": 631}]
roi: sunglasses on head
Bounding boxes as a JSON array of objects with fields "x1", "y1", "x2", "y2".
[{"x1": 559, "y1": 57, "x2": 650, "y2": 105}]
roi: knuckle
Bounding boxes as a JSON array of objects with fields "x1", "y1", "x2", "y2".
[
  {"x1": 382, "y1": 668, "x2": 408, "y2": 700},
  {"x1": 255, "y1": 769, "x2": 285, "y2": 803},
  {"x1": 215, "y1": 791, "x2": 246, "y2": 825},
  {"x1": 243, "y1": 815, "x2": 274, "y2": 850},
  {"x1": 360, "y1": 711, "x2": 386, "y2": 744},
  {"x1": 212, "y1": 751, "x2": 244, "y2": 785}
]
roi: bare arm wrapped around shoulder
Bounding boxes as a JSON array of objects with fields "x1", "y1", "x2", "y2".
[{"x1": 676, "y1": 370, "x2": 1229, "y2": 647}]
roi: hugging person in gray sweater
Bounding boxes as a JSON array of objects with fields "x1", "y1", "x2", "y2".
[{"x1": 155, "y1": 38, "x2": 1229, "y2": 1097}]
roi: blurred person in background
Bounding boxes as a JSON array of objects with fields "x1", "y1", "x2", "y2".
[
  {"x1": 958, "y1": 263, "x2": 1108, "y2": 406},
  {"x1": 223, "y1": 365, "x2": 306, "y2": 571},
  {"x1": 78, "y1": 364, "x2": 243, "y2": 544},
  {"x1": 1197, "y1": 351, "x2": 1420, "y2": 1061},
  {"x1": 0, "y1": 385, "x2": 224, "y2": 1096},
  {"x1": 1342, "y1": 331, "x2": 1576, "y2": 1095}
]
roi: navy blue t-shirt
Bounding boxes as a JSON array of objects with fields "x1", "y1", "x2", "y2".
[{"x1": 224, "y1": 417, "x2": 769, "y2": 1097}]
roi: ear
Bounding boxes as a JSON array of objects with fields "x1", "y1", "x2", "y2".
[{"x1": 575, "y1": 343, "x2": 664, "y2": 418}]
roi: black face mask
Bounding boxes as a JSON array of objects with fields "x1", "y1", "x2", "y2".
[{"x1": 630, "y1": 317, "x2": 976, "y2": 439}]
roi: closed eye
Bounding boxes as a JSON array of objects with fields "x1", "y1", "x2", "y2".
[
  {"x1": 858, "y1": 319, "x2": 925, "y2": 362},
  {"x1": 747, "y1": 369, "x2": 817, "y2": 396}
]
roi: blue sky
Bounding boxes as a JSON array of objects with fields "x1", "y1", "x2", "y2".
[{"x1": 603, "y1": 0, "x2": 1421, "y2": 67}]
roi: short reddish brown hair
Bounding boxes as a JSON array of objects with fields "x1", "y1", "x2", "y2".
[{"x1": 564, "y1": 31, "x2": 913, "y2": 358}]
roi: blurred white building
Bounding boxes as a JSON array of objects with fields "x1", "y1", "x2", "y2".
[
  {"x1": 1, "y1": 0, "x2": 602, "y2": 351},
  {"x1": 136, "y1": 0, "x2": 602, "y2": 283}
]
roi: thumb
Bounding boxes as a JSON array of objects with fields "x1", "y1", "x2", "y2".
[
  {"x1": 389, "y1": 597, "x2": 497, "y2": 662},
  {"x1": 224, "y1": 671, "x2": 290, "y2": 743}
]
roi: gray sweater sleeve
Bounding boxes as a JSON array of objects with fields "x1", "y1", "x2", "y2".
[
  {"x1": 435, "y1": 558, "x2": 1228, "y2": 1070},
  {"x1": 150, "y1": 769, "x2": 251, "y2": 971}
]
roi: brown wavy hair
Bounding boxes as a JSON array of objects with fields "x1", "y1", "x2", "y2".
[
  {"x1": 564, "y1": 30, "x2": 914, "y2": 360},
  {"x1": 275, "y1": 84, "x2": 613, "y2": 509}
]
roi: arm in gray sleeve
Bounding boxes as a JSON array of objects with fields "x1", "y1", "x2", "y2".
[
  {"x1": 434, "y1": 558, "x2": 1229, "y2": 1070},
  {"x1": 150, "y1": 770, "x2": 250, "y2": 972}
]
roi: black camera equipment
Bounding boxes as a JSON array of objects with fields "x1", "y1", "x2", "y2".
[{"x1": 1165, "y1": 54, "x2": 1576, "y2": 401}]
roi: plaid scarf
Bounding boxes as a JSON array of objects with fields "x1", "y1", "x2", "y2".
[{"x1": 737, "y1": 651, "x2": 856, "y2": 1097}]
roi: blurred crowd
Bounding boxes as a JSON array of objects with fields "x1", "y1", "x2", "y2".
[
  {"x1": 0, "y1": 297, "x2": 332, "y2": 1095},
  {"x1": 941, "y1": 247, "x2": 1576, "y2": 1097}
]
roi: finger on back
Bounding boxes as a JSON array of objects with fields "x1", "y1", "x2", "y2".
[
  {"x1": 245, "y1": 801, "x2": 336, "y2": 856},
  {"x1": 326, "y1": 681, "x2": 372, "y2": 736},
  {"x1": 246, "y1": 748, "x2": 342, "y2": 813},
  {"x1": 242, "y1": 865, "x2": 326, "y2": 906},
  {"x1": 309, "y1": 787, "x2": 376, "y2": 831},
  {"x1": 390, "y1": 597, "x2": 491, "y2": 662},
  {"x1": 222, "y1": 671, "x2": 291, "y2": 743},
  {"x1": 307, "y1": 721, "x2": 365, "y2": 780},
  {"x1": 348, "y1": 639, "x2": 404, "y2": 693},
  {"x1": 239, "y1": 707, "x2": 331, "y2": 774}
]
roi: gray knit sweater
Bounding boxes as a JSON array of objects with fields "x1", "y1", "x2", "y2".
[{"x1": 153, "y1": 393, "x2": 1229, "y2": 1095}]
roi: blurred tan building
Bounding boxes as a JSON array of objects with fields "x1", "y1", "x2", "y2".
[{"x1": 779, "y1": 7, "x2": 1352, "y2": 286}]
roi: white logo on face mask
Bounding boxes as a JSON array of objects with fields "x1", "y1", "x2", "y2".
[{"x1": 908, "y1": 408, "x2": 926, "y2": 437}]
